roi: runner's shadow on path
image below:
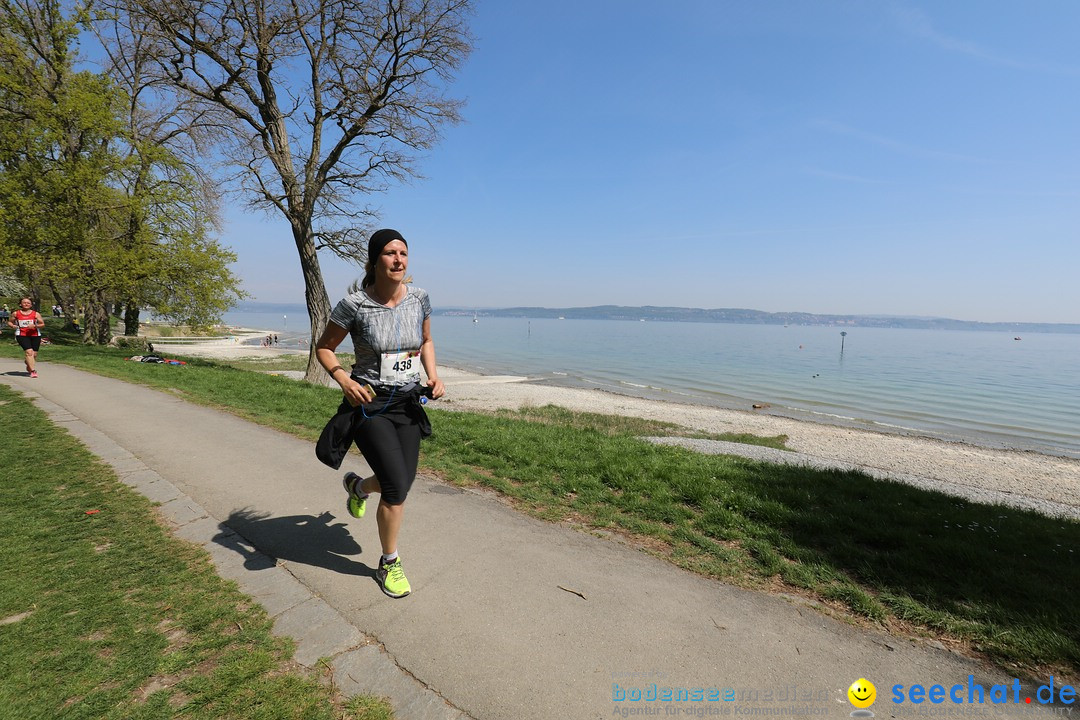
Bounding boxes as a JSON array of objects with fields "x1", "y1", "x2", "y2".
[
  {"x1": 1, "y1": 371, "x2": 31, "y2": 376},
  {"x1": 216, "y1": 508, "x2": 375, "y2": 578}
]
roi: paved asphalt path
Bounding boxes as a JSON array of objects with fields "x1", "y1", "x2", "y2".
[{"x1": 0, "y1": 359, "x2": 1065, "y2": 720}]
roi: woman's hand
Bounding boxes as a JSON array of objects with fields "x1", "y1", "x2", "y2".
[
  {"x1": 426, "y1": 377, "x2": 445, "y2": 400},
  {"x1": 316, "y1": 321, "x2": 374, "y2": 406},
  {"x1": 341, "y1": 377, "x2": 375, "y2": 407}
]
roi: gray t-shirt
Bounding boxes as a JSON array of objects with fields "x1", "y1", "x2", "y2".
[{"x1": 329, "y1": 285, "x2": 432, "y2": 387}]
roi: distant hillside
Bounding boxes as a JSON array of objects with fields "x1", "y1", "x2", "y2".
[{"x1": 437, "y1": 305, "x2": 1080, "y2": 334}]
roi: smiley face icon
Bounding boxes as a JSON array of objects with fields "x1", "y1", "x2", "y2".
[{"x1": 847, "y1": 678, "x2": 876, "y2": 709}]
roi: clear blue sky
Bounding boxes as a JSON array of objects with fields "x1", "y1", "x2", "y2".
[{"x1": 227, "y1": 0, "x2": 1080, "y2": 323}]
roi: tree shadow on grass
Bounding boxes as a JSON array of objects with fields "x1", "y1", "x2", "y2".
[
  {"x1": 216, "y1": 507, "x2": 374, "y2": 578},
  {"x1": 704, "y1": 457, "x2": 1080, "y2": 673}
]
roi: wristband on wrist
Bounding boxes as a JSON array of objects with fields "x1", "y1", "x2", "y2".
[{"x1": 328, "y1": 365, "x2": 345, "y2": 376}]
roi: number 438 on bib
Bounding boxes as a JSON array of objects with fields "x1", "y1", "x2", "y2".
[{"x1": 380, "y1": 350, "x2": 422, "y2": 384}]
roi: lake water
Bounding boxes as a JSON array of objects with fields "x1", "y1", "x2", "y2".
[{"x1": 223, "y1": 307, "x2": 1080, "y2": 459}]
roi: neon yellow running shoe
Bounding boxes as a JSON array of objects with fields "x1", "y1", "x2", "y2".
[
  {"x1": 342, "y1": 472, "x2": 367, "y2": 518},
  {"x1": 377, "y1": 557, "x2": 411, "y2": 598}
]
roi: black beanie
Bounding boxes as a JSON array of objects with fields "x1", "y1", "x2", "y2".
[{"x1": 368, "y1": 228, "x2": 407, "y2": 262}]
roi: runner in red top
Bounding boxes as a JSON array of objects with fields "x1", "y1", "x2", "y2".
[{"x1": 8, "y1": 296, "x2": 45, "y2": 377}]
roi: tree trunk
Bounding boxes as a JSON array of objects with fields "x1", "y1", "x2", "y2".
[
  {"x1": 124, "y1": 302, "x2": 140, "y2": 336},
  {"x1": 292, "y1": 221, "x2": 332, "y2": 384},
  {"x1": 47, "y1": 279, "x2": 75, "y2": 328},
  {"x1": 82, "y1": 291, "x2": 112, "y2": 344},
  {"x1": 59, "y1": 292, "x2": 78, "y2": 330},
  {"x1": 62, "y1": 299, "x2": 78, "y2": 330},
  {"x1": 48, "y1": 280, "x2": 64, "y2": 313}
]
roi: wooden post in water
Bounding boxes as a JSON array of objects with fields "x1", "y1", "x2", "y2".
[{"x1": 840, "y1": 331, "x2": 847, "y2": 353}]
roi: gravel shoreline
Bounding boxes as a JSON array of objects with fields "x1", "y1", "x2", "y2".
[{"x1": 152, "y1": 334, "x2": 1080, "y2": 519}]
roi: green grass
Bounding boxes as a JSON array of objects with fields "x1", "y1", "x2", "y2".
[
  {"x1": 0, "y1": 384, "x2": 393, "y2": 719},
  {"x1": 5, "y1": 318, "x2": 1079, "y2": 681},
  {"x1": 139, "y1": 323, "x2": 231, "y2": 338},
  {"x1": 487, "y1": 404, "x2": 788, "y2": 448},
  {"x1": 221, "y1": 355, "x2": 309, "y2": 373}
]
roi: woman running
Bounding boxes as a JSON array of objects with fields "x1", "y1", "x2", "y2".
[
  {"x1": 8, "y1": 297, "x2": 45, "y2": 378},
  {"x1": 315, "y1": 228, "x2": 445, "y2": 598}
]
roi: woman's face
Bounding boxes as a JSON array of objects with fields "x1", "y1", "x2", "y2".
[
  {"x1": 377, "y1": 240, "x2": 408, "y2": 282},
  {"x1": 19, "y1": 298, "x2": 32, "y2": 311}
]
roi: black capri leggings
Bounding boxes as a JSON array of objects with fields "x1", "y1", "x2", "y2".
[
  {"x1": 352, "y1": 416, "x2": 422, "y2": 506},
  {"x1": 17, "y1": 335, "x2": 41, "y2": 352}
]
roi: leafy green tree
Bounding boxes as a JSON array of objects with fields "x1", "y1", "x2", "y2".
[
  {"x1": 114, "y1": 147, "x2": 246, "y2": 332},
  {"x1": 0, "y1": 0, "x2": 244, "y2": 341},
  {"x1": 0, "y1": 0, "x2": 124, "y2": 342},
  {"x1": 96, "y1": 15, "x2": 244, "y2": 334}
]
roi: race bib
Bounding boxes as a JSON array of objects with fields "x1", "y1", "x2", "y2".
[
  {"x1": 18, "y1": 319, "x2": 33, "y2": 328},
  {"x1": 379, "y1": 350, "x2": 421, "y2": 384}
]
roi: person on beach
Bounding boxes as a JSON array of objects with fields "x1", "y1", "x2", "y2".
[
  {"x1": 8, "y1": 297, "x2": 45, "y2": 377},
  {"x1": 314, "y1": 228, "x2": 445, "y2": 598}
]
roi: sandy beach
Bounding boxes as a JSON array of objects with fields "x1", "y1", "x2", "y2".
[
  {"x1": 152, "y1": 330, "x2": 1080, "y2": 519},
  {"x1": 149, "y1": 328, "x2": 308, "y2": 358}
]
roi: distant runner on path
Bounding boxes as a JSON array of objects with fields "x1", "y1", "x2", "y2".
[{"x1": 8, "y1": 296, "x2": 45, "y2": 378}]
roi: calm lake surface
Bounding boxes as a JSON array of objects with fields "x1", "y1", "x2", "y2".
[{"x1": 224, "y1": 307, "x2": 1080, "y2": 459}]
